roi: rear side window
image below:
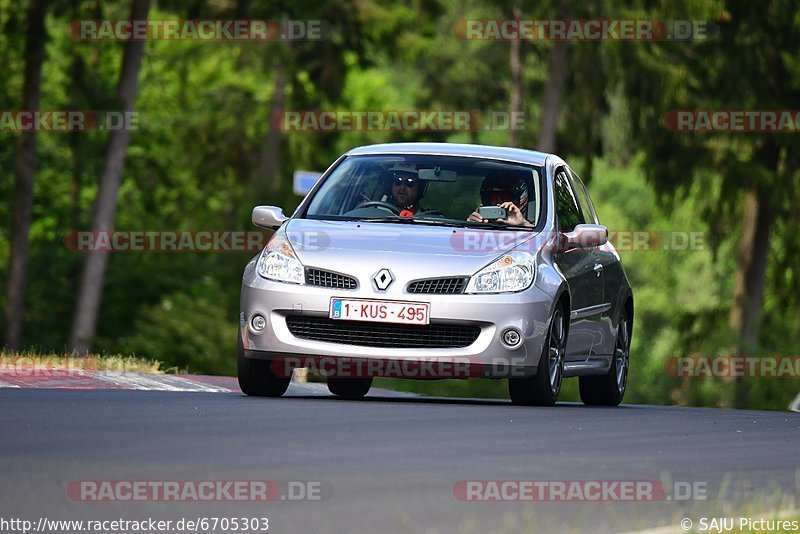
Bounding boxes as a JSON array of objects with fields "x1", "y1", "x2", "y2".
[{"x1": 553, "y1": 168, "x2": 583, "y2": 232}]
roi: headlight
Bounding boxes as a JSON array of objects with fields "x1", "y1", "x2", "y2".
[
  {"x1": 256, "y1": 234, "x2": 305, "y2": 284},
  {"x1": 465, "y1": 251, "x2": 535, "y2": 293}
]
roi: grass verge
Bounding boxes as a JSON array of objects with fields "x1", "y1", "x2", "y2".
[{"x1": 0, "y1": 351, "x2": 169, "y2": 374}]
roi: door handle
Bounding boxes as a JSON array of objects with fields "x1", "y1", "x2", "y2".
[{"x1": 593, "y1": 263, "x2": 603, "y2": 276}]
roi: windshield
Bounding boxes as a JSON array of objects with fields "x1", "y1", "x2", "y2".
[{"x1": 302, "y1": 155, "x2": 543, "y2": 229}]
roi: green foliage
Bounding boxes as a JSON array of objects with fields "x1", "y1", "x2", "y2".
[{"x1": 118, "y1": 278, "x2": 237, "y2": 376}]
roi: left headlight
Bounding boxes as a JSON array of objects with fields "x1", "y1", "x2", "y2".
[
  {"x1": 256, "y1": 234, "x2": 305, "y2": 284},
  {"x1": 465, "y1": 251, "x2": 535, "y2": 293}
]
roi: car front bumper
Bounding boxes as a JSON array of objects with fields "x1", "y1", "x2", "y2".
[{"x1": 239, "y1": 259, "x2": 555, "y2": 378}]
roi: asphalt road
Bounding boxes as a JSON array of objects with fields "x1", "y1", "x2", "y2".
[{"x1": 1, "y1": 387, "x2": 798, "y2": 534}]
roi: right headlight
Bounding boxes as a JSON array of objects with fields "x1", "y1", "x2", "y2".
[
  {"x1": 256, "y1": 234, "x2": 305, "y2": 285},
  {"x1": 465, "y1": 251, "x2": 535, "y2": 293}
]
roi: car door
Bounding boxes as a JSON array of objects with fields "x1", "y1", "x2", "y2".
[
  {"x1": 568, "y1": 168, "x2": 617, "y2": 356},
  {"x1": 552, "y1": 167, "x2": 605, "y2": 360}
]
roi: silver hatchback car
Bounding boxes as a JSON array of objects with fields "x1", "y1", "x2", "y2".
[{"x1": 238, "y1": 143, "x2": 633, "y2": 406}]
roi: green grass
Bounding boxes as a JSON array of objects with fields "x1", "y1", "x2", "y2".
[{"x1": 0, "y1": 351, "x2": 171, "y2": 374}]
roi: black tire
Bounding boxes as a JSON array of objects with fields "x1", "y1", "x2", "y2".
[
  {"x1": 237, "y1": 333, "x2": 290, "y2": 397},
  {"x1": 579, "y1": 309, "x2": 631, "y2": 406},
  {"x1": 327, "y1": 377, "x2": 373, "y2": 399},
  {"x1": 508, "y1": 303, "x2": 567, "y2": 407}
]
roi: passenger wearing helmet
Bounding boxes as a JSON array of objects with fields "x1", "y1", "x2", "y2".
[
  {"x1": 468, "y1": 175, "x2": 533, "y2": 227},
  {"x1": 388, "y1": 169, "x2": 427, "y2": 215}
]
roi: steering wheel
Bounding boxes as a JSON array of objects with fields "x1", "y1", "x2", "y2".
[{"x1": 355, "y1": 200, "x2": 402, "y2": 215}]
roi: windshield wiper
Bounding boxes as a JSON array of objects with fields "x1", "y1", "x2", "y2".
[
  {"x1": 321, "y1": 216, "x2": 534, "y2": 230},
  {"x1": 409, "y1": 219, "x2": 476, "y2": 228},
  {"x1": 462, "y1": 220, "x2": 536, "y2": 230},
  {"x1": 352, "y1": 216, "x2": 410, "y2": 223},
  {"x1": 356, "y1": 217, "x2": 478, "y2": 228}
]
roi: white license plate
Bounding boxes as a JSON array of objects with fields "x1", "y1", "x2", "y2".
[{"x1": 329, "y1": 298, "x2": 430, "y2": 325}]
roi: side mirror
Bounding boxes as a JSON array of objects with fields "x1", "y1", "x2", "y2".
[
  {"x1": 563, "y1": 224, "x2": 608, "y2": 250},
  {"x1": 252, "y1": 206, "x2": 287, "y2": 230}
]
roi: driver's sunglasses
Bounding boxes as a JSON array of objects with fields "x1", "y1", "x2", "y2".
[{"x1": 393, "y1": 177, "x2": 417, "y2": 187}]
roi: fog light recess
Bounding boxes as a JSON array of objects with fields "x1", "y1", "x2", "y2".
[
  {"x1": 250, "y1": 314, "x2": 267, "y2": 333},
  {"x1": 502, "y1": 329, "x2": 522, "y2": 348}
]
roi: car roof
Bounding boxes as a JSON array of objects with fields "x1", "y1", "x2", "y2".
[{"x1": 344, "y1": 143, "x2": 552, "y2": 167}]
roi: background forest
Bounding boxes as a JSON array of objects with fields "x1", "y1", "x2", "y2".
[{"x1": 1, "y1": 0, "x2": 799, "y2": 410}]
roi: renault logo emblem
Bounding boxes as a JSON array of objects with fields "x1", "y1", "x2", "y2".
[{"x1": 373, "y1": 269, "x2": 394, "y2": 291}]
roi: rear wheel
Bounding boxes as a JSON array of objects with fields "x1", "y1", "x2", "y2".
[
  {"x1": 508, "y1": 303, "x2": 566, "y2": 407},
  {"x1": 579, "y1": 309, "x2": 630, "y2": 406},
  {"x1": 237, "y1": 333, "x2": 290, "y2": 397},
  {"x1": 327, "y1": 377, "x2": 373, "y2": 399}
]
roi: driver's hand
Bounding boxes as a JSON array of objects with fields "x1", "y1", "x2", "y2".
[{"x1": 497, "y1": 202, "x2": 527, "y2": 225}]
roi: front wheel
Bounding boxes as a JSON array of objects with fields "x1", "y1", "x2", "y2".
[
  {"x1": 327, "y1": 377, "x2": 372, "y2": 399},
  {"x1": 508, "y1": 303, "x2": 566, "y2": 407},
  {"x1": 237, "y1": 333, "x2": 291, "y2": 397},
  {"x1": 579, "y1": 309, "x2": 630, "y2": 406}
]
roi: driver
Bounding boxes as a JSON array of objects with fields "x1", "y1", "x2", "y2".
[
  {"x1": 467, "y1": 175, "x2": 533, "y2": 227},
  {"x1": 389, "y1": 169, "x2": 427, "y2": 215}
]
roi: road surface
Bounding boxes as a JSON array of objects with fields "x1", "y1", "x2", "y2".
[{"x1": 1, "y1": 386, "x2": 798, "y2": 533}]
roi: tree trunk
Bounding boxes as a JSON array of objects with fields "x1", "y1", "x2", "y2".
[
  {"x1": 69, "y1": 0, "x2": 151, "y2": 353},
  {"x1": 536, "y1": 0, "x2": 570, "y2": 153},
  {"x1": 728, "y1": 141, "x2": 779, "y2": 408},
  {"x1": 256, "y1": 65, "x2": 286, "y2": 198},
  {"x1": 69, "y1": 55, "x2": 88, "y2": 231},
  {"x1": 508, "y1": 7, "x2": 522, "y2": 148},
  {"x1": 536, "y1": 39, "x2": 569, "y2": 153},
  {"x1": 728, "y1": 188, "x2": 773, "y2": 408},
  {"x1": 3, "y1": 0, "x2": 47, "y2": 352}
]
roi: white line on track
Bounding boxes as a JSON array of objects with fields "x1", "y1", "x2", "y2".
[
  {"x1": 790, "y1": 392, "x2": 800, "y2": 412},
  {"x1": 91, "y1": 372, "x2": 230, "y2": 392}
]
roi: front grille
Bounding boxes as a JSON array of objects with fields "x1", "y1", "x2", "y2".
[
  {"x1": 305, "y1": 268, "x2": 358, "y2": 290},
  {"x1": 285, "y1": 316, "x2": 480, "y2": 348},
  {"x1": 407, "y1": 277, "x2": 467, "y2": 294}
]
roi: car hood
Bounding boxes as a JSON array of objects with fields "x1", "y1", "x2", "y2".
[{"x1": 282, "y1": 219, "x2": 542, "y2": 279}]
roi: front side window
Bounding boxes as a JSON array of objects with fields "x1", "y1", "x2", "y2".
[
  {"x1": 567, "y1": 168, "x2": 599, "y2": 225},
  {"x1": 553, "y1": 168, "x2": 584, "y2": 232},
  {"x1": 303, "y1": 155, "x2": 543, "y2": 229}
]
